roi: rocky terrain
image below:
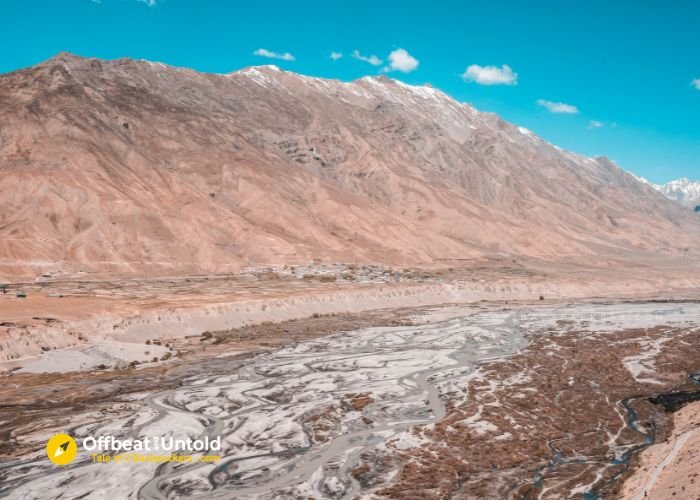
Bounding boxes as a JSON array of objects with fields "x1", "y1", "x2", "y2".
[
  {"x1": 620, "y1": 400, "x2": 700, "y2": 499},
  {"x1": 2, "y1": 53, "x2": 700, "y2": 278}
]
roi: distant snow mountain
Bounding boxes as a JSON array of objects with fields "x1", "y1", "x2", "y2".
[
  {"x1": 627, "y1": 173, "x2": 699, "y2": 210},
  {"x1": 653, "y1": 178, "x2": 700, "y2": 209}
]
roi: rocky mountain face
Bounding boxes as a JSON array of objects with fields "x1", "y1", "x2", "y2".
[
  {"x1": 653, "y1": 178, "x2": 700, "y2": 209},
  {"x1": 1, "y1": 53, "x2": 699, "y2": 277}
]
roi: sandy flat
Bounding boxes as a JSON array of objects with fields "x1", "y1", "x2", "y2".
[{"x1": 13, "y1": 341, "x2": 170, "y2": 373}]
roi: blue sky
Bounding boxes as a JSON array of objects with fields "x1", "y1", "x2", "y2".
[{"x1": 2, "y1": 0, "x2": 698, "y2": 183}]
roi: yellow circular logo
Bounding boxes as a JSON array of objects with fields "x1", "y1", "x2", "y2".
[{"x1": 46, "y1": 434, "x2": 77, "y2": 465}]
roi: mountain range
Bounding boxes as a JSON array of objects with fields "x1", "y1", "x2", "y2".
[
  {"x1": 653, "y1": 178, "x2": 700, "y2": 209},
  {"x1": 1, "y1": 53, "x2": 699, "y2": 278}
]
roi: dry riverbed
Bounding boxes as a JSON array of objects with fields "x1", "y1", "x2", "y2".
[{"x1": 1, "y1": 302, "x2": 699, "y2": 499}]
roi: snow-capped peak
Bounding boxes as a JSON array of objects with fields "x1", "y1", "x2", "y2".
[
  {"x1": 626, "y1": 172, "x2": 699, "y2": 208},
  {"x1": 627, "y1": 172, "x2": 652, "y2": 185},
  {"x1": 652, "y1": 177, "x2": 700, "y2": 207}
]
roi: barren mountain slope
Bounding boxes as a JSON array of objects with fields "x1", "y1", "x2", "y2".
[{"x1": 1, "y1": 53, "x2": 698, "y2": 277}]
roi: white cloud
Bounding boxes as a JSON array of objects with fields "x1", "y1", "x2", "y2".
[
  {"x1": 588, "y1": 120, "x2": 604, "y2": 129},
  {"x1": 537, "y1": 99, "x2": 580, "y2": 114},
  {"x1": 253, "y1": 48, "x2": 295, "y2": 62},
  {"x1": 692, "y1": 78, "x2": 700, "y2": 90},
  {"x1": 330, "y1": 52, "x2": 343, "y2": 61},
  {"x1": 383, "y1": 48, "x2": 419, "y2": 73},
  {"x1": 461, "y1": 64, "x2": 517, "y2": 85},
  {"x1": 352, "y1": 50, "x2": 383, "y2": 66}
]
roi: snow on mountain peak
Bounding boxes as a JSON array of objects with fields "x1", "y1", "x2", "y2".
[
  {"x1": 652, "y1": 177, "x2": 700, "y2": 207},
  {"x1": 626, "y1": 172, "x2": 699, "y2": 208}
]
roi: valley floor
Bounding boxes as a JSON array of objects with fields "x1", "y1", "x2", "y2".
[
  {"x1": 0, "y1": 299, "x2": 699, "y2": 499},
  {"x1": 2, "y1": 258, "x2": 700, "y2": 371}
]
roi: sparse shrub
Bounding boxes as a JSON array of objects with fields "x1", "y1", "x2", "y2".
[{"x1": 258, "y1": 272, "x2": 281, "y2": 280}]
